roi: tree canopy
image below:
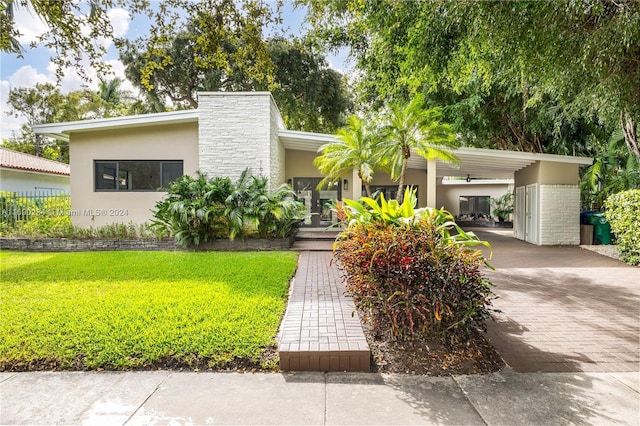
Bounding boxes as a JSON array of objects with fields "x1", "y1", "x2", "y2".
[
  {"x1": 2, "y1": 0, "x2": 282, "y2": 83},
  {"x1": 120, "y1": 34, "x2": 352, "y2": 133},
  {"x1": 3, "y1": 80, "x2": 138, "y2": 162},
  {"x1": 301, "y1": 0, "x2": 639, "y2": 163}
]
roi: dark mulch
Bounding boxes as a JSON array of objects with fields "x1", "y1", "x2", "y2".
[
  {"x1": 0, "y1": 346, "x2": 281, "y2": 373},
  {"x1": 362, "y1": 321, "x2": 505, "y2": 375}
]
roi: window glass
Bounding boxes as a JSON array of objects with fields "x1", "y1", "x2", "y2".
[
  {"x1": 94, "y1": 160, "x2": 183, "y2": 191},
  {"x1": 366, "y1": 185, "x2": 418, "y2": 201},
  {"x1": 161, "y1": 162, "x2": 183, "y2": 187},
  {"x1": 95, "y1": 162, "x2": 118, "y2": 190},
  {"x1": 459, "y1": 196, "x2": 491, "y2": 217},
  {"x1": 120, "y1": 161, "x2": 160, "y2": 190}
]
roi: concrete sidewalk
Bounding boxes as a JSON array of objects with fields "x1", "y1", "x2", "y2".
[{"x1": 1, "y1": 370, "x2": 638, "y2": 425}]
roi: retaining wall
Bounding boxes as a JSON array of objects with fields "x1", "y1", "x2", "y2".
[{"x1": 0, "y1": 236, "x2": 295, "y2": 252}]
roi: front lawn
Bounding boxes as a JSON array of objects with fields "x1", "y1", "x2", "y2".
[{"x1": 0, "y1": 251, "x2": 298, "y2": 371}]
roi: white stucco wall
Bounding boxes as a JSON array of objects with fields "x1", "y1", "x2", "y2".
[
  {"x1": 198, "y1": 92, "x2": 284, "y2": 184},
  {"x1": 0, "y1": 168, "x2": 70, "y2": 193},
  {"x1": 538, "y1": 184, "x2": 581, "y2": 245}
]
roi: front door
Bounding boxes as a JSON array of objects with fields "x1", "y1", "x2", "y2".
[{"x1": 293, "y1": 178, "x2": 341, "y2": 227}]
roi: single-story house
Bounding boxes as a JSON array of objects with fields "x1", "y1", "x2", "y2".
[
  {"x1": 0, "y1": 147, "x2": 70, "y2": 194},
  {"x1": 33, "y1": 92, "x2": 592, "y2": 245}
]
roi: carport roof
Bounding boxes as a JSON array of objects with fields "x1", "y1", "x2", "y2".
[{"x1": 279, "y1": 129, "x2": 593, "y2": 179}]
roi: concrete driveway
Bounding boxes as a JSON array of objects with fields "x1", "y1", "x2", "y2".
[{"x1": 474, "y1": 229, "x2": 639, "y2": 373}]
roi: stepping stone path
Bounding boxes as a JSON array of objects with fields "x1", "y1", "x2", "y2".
[{"x1": 278, "y1": 251, "x2": 370, "y2": 372}]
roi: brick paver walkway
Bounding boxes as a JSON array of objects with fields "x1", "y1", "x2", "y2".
[
  {"x1": 476, "y1": 229, "x2": 640, "y2": 373},
  {"x1": 278, "y1": 251, "x2": 370, "y2": 372}
]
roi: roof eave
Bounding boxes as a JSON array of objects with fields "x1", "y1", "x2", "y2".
[{"x1": 32, "y1": 110, "x2": 199, "y2": 140}]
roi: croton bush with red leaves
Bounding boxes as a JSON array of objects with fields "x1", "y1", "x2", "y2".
[{"x1": 333, "y1": 188, "x2": 495, "y2": 344}]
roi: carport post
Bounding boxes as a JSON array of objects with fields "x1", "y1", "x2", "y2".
[{"x1": 427, "y1": 159, "x2": 436, "y2": 207}]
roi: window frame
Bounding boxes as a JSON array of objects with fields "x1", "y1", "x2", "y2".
[{"x1": 94, "y1": 160, "x2": 184, "y2": 192}]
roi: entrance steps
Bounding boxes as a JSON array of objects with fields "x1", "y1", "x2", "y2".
[{"x1": 291, "y1": 228, "x2": 341, "y2": 251}]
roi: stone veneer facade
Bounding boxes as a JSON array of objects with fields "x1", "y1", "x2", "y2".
[{"x1": 198, "y1": 92, "x2": 285, "y2": 187}]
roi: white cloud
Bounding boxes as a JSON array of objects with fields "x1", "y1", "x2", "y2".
[
  {"x1": 12, "y1": 2, "x2": 48, "y2": 46},
  {"x1": 1, "y1": 67, "x2": 51, "y2": 140},
  {"x1": 0, "y1": 80, "x2": 26, "y2": 141},
  {"x1": 8, "y1": 65, "x2": 50, "y2": 87},
  {"x1": 108, "y1": 8, "x2": 131, "y2": 38},
  {"x1": 91, "y1": 8, "x2": 131, "y2": 51}
]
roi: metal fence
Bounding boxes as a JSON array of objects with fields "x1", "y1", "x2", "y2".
[{"x1": 0, "y1": 191, "x2": 70, "y2": 225}]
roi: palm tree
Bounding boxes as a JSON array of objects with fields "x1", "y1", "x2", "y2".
[
  {"x1": 314, "y1": 115, "x2": 381, "y2": 197},
  {"x1": 377, "y1": 94, "x2": 458, "y2": 203},
  {"x1": 98, "y1": 77, "x2": 123, "y2": 104}
]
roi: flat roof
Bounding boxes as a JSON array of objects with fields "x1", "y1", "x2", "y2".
[
  {"x1": 280, "y1": 129, "x2": 593, "y2": 179},
  {"x1": 33, "y1": 109, "x2": 592, "y2": 180}
]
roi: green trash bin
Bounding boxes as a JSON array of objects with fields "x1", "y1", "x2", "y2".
[{"x1": 585, "y1": 212, "x2": 612, "y2": 245}]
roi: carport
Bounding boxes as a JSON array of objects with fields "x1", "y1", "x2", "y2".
[{"x1": 281, "y1": 129, "x2": 592, "y2": 246}]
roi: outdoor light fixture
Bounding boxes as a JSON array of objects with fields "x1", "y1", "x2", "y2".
[
  {"x1": 343, "y1": 179, "x2": 349, "y2": 190},
  {"x1": 287, "y1": 178, "x2": 292, "y2": 186},
  {"x1": 466, "y1": 175, "x2": 472, "y2": 183}
]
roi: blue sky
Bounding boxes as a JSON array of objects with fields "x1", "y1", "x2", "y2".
[{"x1": 0, "y1": 1, "x2": 351, "y2": 141}]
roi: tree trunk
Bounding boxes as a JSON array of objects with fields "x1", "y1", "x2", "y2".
[
  {"x1": 621, "y1": 111, "x2": 640, "y2": 167},
  {"x1": 358, "y1": 170, "x2": 372, "y2": 197},
  {"x1": 396, "y1": 150, "x2": 410, "y2": 203},
  {"x1": 363, "y1": 181, "x2": 372, "y2": 198},
  {"x1": 34, "y1": 134, "x2": 42, "y2": 157}
]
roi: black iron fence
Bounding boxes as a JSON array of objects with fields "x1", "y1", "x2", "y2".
[{"x1": 0, "y1": 191, "x2": 70, "y2": 225}]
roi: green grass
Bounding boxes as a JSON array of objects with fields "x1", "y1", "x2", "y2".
[{"x1": 0, "y1": 251, "x2": 298, "y2": 371}]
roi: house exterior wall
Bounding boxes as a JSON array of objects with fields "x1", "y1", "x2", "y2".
[
  {"x1": 514, "y1": 161, "x2": 579, "y2": 187},
  {"x1": 69, "y1": 122, "x2": 198, "y2": 227},
  {"x1": 285, "y1": 150, "x2": 324, "y2": 181},
  {"x1": 198, "y1": 92, "x2": 283, "y2": 184},
  {"x1": 435, "y1": 182, "x2": 511, "y2": 217},
  {"x1": 0, "y1": 168, "x2": 69, "y2": 193},
  {"x1": 514, "y1": 161, "x2": 581, "y2": 245},
  {"x1": 538, "y1": 184, "x2": 581, "y2": 245},
  {"x1": 369, "y1": 169, "x2": 428, "y2": 206}
]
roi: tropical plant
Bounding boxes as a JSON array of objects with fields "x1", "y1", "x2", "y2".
[
  {"x1": 314, "y1": 115, "x2": 380, "y2": 197},
  {"x1": 581, "y1": 129, "x2": 640, "y2": 209},
  {"x1": 604, "y1": 189, "x2": 640, "y2": 266},
  {"x1": 377, "y1": 95, "x2": 458, "y2": 202},
  {"x1": 151, "y1": 173, "x2": 233, "y2": 246},
  {"x1": 490, "y1": 192, "x2": 514, "y2": 222},
  {"x1": 335, "y1": 187, "x2": 491, "y2": 252},
  {"x1": 224, "y1": 170, "x2": 307, "y2": 240},
  {"x1": 333, "y1": 187, "x2": 494, "y2": 343},
  {"x1": 152, "y1": 170, "x2": 306, "y2": 246}
]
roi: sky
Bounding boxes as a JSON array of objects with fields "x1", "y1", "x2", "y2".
[{"x1": 0, "y1": 1, "x2": 351, "y2": 142}]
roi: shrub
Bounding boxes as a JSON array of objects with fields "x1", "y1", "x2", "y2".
[
  {"x1": 152, "y1": 170, "x2": 306, "y2": 247},
  {"x1": 225, "y1": 171, "x2": 307, "y2": 239},
  {"x1": 605, "y1": 189, "x2": 640, "y2": 266},
  {"x1": 18, "y1": 215, "x2": 75, "y2": 238},
  {"x1": 151, "y1": 173, "x2": 234, "y2": 246},
  {"x1": 333, "y1": 188, "x2": 495, "y2": 343}
]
